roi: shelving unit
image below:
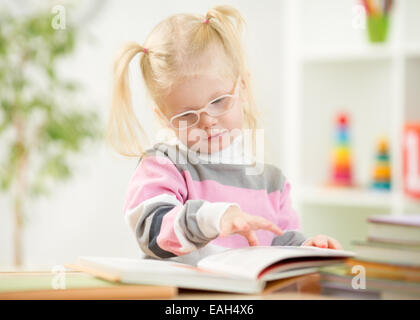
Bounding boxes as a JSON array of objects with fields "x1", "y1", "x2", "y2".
[{"x1": 281, "y1": 0, "x2": 420, "y2": 248}]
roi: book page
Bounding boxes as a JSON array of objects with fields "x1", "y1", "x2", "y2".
[
  {"x1": 76, "y1": 256, "x2": 263, "y2": 294},
  {"x1": 197, "y1": 246, "x2": 355, "y2": 280},
  {"x1": 77, "y1": 256, "x2": 228, "y2": 279}
]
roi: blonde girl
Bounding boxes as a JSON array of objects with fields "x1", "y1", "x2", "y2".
[{"x1": 108, "y1": 5, "x2": 342, "y2": 263}]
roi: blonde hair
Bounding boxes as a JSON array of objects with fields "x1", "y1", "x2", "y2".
[{"x1": 107, "y1": 5, "x2": 262, "y2": 158}]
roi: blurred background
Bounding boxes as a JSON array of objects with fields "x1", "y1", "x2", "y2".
[{"x1": 0, "y1": 0, "x2": 419, "y2": 268}]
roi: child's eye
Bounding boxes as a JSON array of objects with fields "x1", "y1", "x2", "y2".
[
  {"x1": 211, "y1": 97, "x2": 226, "y2": 105},
  {"x1": 178, "y1": 112, "x2": 196, "y2": 120}
]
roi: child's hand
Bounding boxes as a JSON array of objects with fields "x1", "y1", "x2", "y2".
[
  {"x1": 219, "y1": 206, "x2": 283, "y2": 246},
  {"x1": 301, "y1": 234, "x2": 343, "y2": 250}
]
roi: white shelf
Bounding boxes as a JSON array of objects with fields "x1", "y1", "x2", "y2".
[
  {"x1": 299, "y1": 186, "x2": 420, "y2": 212},
  {"x1": 301, "y1": 45, "x2": 420, "y2": 63},
  {"x1": 301, "y1": 45, "x2": 396, "y2": 63},
  {"x1": 298, "y1": 186, "x2": 394, "y2": 209}
]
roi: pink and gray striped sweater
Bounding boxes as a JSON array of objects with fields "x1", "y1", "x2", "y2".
[{"x1": 123, "y1": 134, "x2": 307, "y2": 264}]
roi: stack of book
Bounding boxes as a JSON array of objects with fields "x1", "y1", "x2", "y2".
[{"x1": 319, "y1": 214, "x2": 420, "y2": 299}]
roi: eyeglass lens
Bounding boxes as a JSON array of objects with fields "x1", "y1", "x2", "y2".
[{"x1": 171, "y1": 95, "x2": 234, "y2": 129}]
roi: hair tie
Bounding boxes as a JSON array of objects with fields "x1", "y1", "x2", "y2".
[
  {"x1": 204, "y1": 18, "x2": 209, "y2": 24},
  {"x1": 143, "y1": 47, "x2": 148, "y2": 54}
]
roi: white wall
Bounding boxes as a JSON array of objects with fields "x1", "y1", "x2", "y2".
[{"x1": 0, "y1": 0, "x2": 286, "y2": 267}]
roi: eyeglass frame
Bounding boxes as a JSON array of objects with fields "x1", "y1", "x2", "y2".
[{"x1": 155, "y1": 76, "x2": 241, "y2": 130}]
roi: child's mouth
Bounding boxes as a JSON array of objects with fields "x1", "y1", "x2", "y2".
[{"x1": 207, "y1": 130, "x2": 227, "y2": 140}]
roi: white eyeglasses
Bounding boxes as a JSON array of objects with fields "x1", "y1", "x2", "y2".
[{"x1": 156, "y1": 77, "x2": 241, "y2": 129}]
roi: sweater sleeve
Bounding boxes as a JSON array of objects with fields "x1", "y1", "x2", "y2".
[
  {"x1": 123, "y1": 155, "x2": 239, "y2": 259},
  {"x1": 271, "y1": 230, "x2": 307, "y2": 246}
]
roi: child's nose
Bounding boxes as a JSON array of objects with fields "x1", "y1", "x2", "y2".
[{"x1": 199, "y1": 112, "x2": 218, "y2": 128}]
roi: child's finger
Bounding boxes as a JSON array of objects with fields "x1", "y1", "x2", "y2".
[
  {"x1": 241, "y1": 230, "x2": 259, "y2": 246},
  {"x1": 247, "y1": 217, "x2": 283, "y2": 236},
  {"x1": 269, "y1": 224, "x2": 284, "y2": 236},
  {"x1": 328, "y1": 238, "x2": 343, "y2": 250},
  {"x1": 314, "y1": 236, "x2": 328, "y2": 248}
]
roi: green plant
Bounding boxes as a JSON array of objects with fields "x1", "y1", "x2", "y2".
[{"x1": 0, "y1": 8, "x2": 101, "y2": 266}]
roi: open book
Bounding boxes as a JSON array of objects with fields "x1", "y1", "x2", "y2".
[{"x1": 67, "y1": 246, "x2": 355, "y2": 294}]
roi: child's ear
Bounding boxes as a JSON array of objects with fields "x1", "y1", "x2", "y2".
[{"x1": 240, "y1": 71, "x2": 251, "y2": 89}]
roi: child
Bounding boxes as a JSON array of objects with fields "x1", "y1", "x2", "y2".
[{"x1": 108, "y1": 5, "x2": 343, "y2": 264}]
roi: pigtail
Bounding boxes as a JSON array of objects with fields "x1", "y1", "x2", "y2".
[
  {"x1": 107, "y1": 42, "x2": 150, "y2": 157},
  {"x1": 205, "y1": 5, "x2": 245, "y2": 47}
]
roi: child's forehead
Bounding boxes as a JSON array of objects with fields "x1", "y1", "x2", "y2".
[
  {"x1": 178, "y1": 43, "x2": 235, "y2": 80},
  {"x1": 176, "y1": 73, "x2": 232, "y2": 90}
]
